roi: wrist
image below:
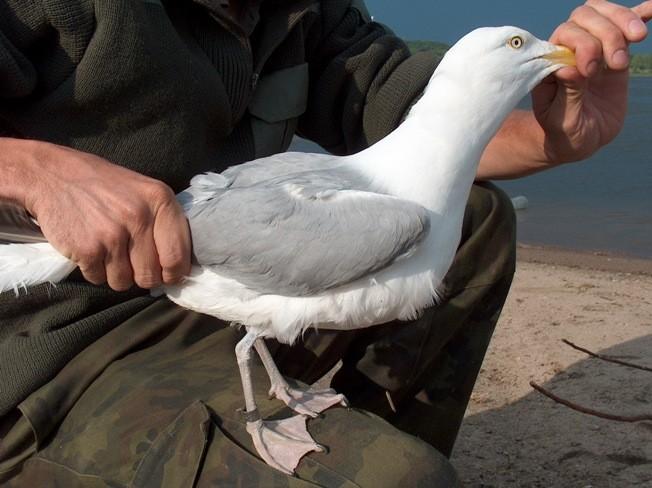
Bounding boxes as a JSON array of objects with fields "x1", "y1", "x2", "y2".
[
  {"x1": 540, "y1": 128, "x2": 600, "y2": 166},
  {"x1": 478, "y1": 110, "x2": 556, "y2": 180},
  {"x1": 0, "y1": 138, "x2": 61, "y2": 211}
]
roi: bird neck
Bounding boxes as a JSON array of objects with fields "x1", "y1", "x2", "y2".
[{"x1": 351, "y1": 72, "x2": 517, "y2": 215}]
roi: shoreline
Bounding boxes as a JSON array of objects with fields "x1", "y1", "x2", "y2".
[
  {"x1": 453, "y1": 247, "x2": 652, "y2": 486},
  {"x1": 516, "y1": 242, "x2": 652, "y2": 276}
]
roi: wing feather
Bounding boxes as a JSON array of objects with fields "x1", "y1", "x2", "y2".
[{"x1": 187, "y1": 167, "x2": 430, "y2": 296}]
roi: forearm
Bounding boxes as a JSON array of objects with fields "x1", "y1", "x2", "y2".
[
  {"x1": 0, "y1": 136, "x2": 191, "y2": 289},
  {"x1": 476, "y1": 110, "x2": 560, "y2": 181},
  {"x1": 0, "y1": 137, "x2": 51, "y2": 208},
  {"x1": 300, "y1": 1, "x2": 441, "y2": 154}
]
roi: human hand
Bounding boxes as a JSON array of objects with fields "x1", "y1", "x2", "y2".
[
  {"x1": 22, "y1": 142, "x2": 191, "y2": 291},
  {"x1": 532, "y1": 0, "x2": 652, "y2": 164}
]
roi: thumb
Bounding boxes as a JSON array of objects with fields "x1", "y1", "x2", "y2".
[{"x1": 632, "y1": 1, "x2": 652, "y2": 23}]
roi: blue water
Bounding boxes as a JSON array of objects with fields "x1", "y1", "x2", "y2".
[
  {"x1": 291, "y1": 77, "x2": 652, "y2": 259},
  {"x1": 498, "y1": 77, "x2": 652, "y2": 259}
]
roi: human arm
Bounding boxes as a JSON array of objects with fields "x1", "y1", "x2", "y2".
[
  {"x1": 0, "y1": 3, "x2": 191, "y2": 292},
  {"x1": 0, "y1": 137, "x2": 191, "y2": 291},
  {"x1": 298, "y1": 0, "x2": 442, "y2": 154},
  {"x1": 476, "y1": 0, "x2": 652, "y2": 180}
]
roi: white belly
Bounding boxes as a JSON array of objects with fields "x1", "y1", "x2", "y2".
[{"x1": 165, "y1": 231, "x2": 455, "y2": 344}]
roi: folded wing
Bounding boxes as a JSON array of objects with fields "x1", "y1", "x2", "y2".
[{"x1": 186, "y1": 168, "x2": 430, "y2": 296}]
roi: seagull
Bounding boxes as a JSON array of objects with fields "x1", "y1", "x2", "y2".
[{"x1": 0, "y1": 27, "x2": 574, "y2": 474}]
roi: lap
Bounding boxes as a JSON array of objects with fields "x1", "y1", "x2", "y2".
[
  {"x1": 2, "y1": 182, "x2": 514, "y2": 486},
  {"x1": 4, "y1": 304, "x2": 459, "y2": 487}
]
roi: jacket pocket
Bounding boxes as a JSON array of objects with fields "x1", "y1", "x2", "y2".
[
  {"x1": 248, "y1": 63, "x2": 309, "y2": 158},
  {"x1": 129, "y1": 400, "x2": 211, "y2": 488},
  {"x1": 130, "y1": 400, "x2": 319, "y2": 487},
  {"x1": 202, "y1": 415, "x2": 321, "y2": 487}
]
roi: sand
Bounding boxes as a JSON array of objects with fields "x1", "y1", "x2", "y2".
[{"x1": 450, "y1": 245, "x2": 652, "y2": 487}]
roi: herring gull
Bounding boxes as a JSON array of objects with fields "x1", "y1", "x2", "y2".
[{"x1": 0, "y1": 26, "x2": 575, "y2": 474}]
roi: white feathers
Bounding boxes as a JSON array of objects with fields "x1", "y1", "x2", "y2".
[
  {"x1": 0, "y1": 27, "x2": 571, "y2": 349},
  {"x1": 189, "y1": 171, "x2": 231, "y2": 190},
  {"x1": 0, "y1": 242, "x2": 76, "y2": 295},
  {"x1": 165, "y1": 262, "x2": 443, "y2": 344}
]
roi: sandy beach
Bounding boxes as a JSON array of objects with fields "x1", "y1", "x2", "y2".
[{"x1": 450, "y1": 245, "x2": 652, "y2": 487}]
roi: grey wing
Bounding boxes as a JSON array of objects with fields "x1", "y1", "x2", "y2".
[
  {"x1": 176, "y1": 152, "x2": 342, "y2": 212},
  {"x1": 221, "y1": 152, "x2": 342, "y2": 187},
  {"x1": 187, "y1": 170, "x2": 430, "y2": 296}
]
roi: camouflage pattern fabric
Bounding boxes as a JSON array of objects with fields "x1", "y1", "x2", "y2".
[{"x1": 0, "y1": 182, "x2": 514, "y2": 486}]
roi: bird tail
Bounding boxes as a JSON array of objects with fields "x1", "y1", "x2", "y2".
[{"x1": 0, "y1": 242, "x2": 76, "y2": 294}]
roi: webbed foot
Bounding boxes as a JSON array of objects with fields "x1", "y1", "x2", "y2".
[
  {"x1": 270, "y1": 384, "x2": 349, "y2": 417},
  {"x1": 246, "y1": 416, "x2": 324, "y2": 474}
]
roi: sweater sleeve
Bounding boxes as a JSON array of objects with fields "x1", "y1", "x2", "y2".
[
  {"x1": 0, "y1": 0, "x2": 49, "y2": 99},
  {"x1": 0, "y1": 0, "x2": 95, "y2": 102},
  {"x1": 298, "y1": 0, "x2": 442, "y2": 155}
]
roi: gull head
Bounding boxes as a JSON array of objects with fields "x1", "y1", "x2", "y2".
[
  {"x1": 441, "y1": 26, "x2": 575, "y2": 93},
  {"x1": 416, "y1": 26, "x2": 576, "y2": 130},
  {"x1": 457, "y1": 26, "x2": 574, "y2": 90}
]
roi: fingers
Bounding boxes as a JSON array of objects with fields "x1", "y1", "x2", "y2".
[
  {"x1": 574, "y1": 6, "x2": 630, "y2": 70},
  {"x1": 552, "y1": 1, "x2": 650, "y2": 78},
  {"x1": 87, "y1": 183, "x2": 189, "y2": 291},
  {"x1": 632, "y1": 1, "x2": 652, "y2": 22},
  {"x1": 104, "y1": 232, "x2": 134, "y2": 291},
  {"x1": 129, "y1": 230, "x2": 162, "y2": 289},
  {"x1": 73, "y1": 196, "x2": 188, "y2": 291},
  {"x1": 76, "y1": 229, "x2": 134, "y2": 291},
  {"x1": 32, "y1": 147, "x2": 190, "y2": 293},
  {"x1": 78, "y1": 257, "x2": 107, "y2": 287},
  {"x1": 585, "y1": 0, "x2": 648, "y2": 41},
  {"x1": 129, "y1": 198, "x2": 190, "y2": 288},
  {"x1": 552, "y1": 21, "x2": 604, "y2": 77},
  {"x1": 152, "y1": 196, "x2": 191, "y2": 286}
]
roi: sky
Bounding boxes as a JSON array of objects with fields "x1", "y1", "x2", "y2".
[{"x1": 364, "y1": 0, "x2": 652, "y2": 53}]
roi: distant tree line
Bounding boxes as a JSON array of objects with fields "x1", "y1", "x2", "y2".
[
  {"x1": 405, "y1": 40, "x2": 450, "y2": 59},
  {"x1": 406, "y1": 40, "x2": 652, "y2": 76},
  {"x1": 630, "y1": 53, "x2": 652, "y2": 75}
]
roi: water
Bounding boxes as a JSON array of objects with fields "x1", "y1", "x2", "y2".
[
  {"x1": 498, "y1": 77, "x2": 652, "y2": 259},
  {"x1": 291, "y1": 78, "x2": 652, "y2": 259}
]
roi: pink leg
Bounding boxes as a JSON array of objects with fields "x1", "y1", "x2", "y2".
[
  {"x1": 235, "y1": 329, "x2": 323, "y2": 474},
  {"x1": 254, "y1": 338, "x2": 348, "y2": 417}
]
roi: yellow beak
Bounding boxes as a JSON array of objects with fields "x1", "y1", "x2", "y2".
[{"x1": 541, "y1": 46, "x2": 576, "y2": 67}]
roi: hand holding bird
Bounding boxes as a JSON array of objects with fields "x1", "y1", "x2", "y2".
[{"x1": 533, "y1": 0, "x2": 652, "y2": 164}]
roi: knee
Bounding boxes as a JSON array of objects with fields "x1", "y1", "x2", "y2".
[
  {"x1": 464, "y1": 182, "x2": 516, "y2": 250},
  {"x1": 383, "y1": 434, "x2": 462, "y2": 487},
  {"x1": 352, "y1": 427, "x2": 462, "y2": 487},
  {"x1": 463, "y1": 182, "x2": 516, "y2": 271},
  {"x1": 308, "y1": 408, "x2": 462, "y2": 487},
  {"x1": 441, "y1": 183, "x2": 516, "y2": 295}
]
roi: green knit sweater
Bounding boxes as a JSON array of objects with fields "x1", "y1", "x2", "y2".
[{"x1": 0, "y1": 0, "x2": 441, "y2": 416}]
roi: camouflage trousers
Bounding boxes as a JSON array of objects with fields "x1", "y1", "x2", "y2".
[{"x1": 0, "y1": 182, "x2": 515, "y2": 487}]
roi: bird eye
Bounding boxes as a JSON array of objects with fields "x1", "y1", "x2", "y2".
[{"x1": 509, "y1": 36, "x2": 524, "y2": 49}]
